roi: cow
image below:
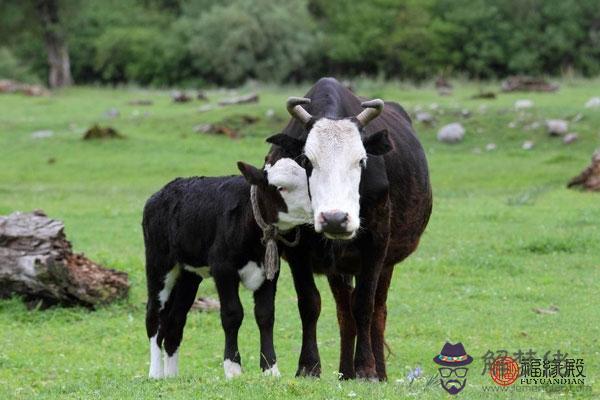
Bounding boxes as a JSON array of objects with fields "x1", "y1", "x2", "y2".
[
  {"x1": 143, "y1": 158, "x2": 312, "y2": 379},
  {"x1": 264, "y1": 77, "x2": 432, "y2": 380}
]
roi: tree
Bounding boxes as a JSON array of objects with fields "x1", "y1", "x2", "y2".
[{"x1": 35, "y1": 0, "x2": 73, "y2": 87}]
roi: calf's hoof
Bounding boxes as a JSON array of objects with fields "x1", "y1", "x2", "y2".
[
  {"x1": 263, "y1": 363, "x2": 281, "y2": 377},
  {"x1": 295, "y1": 363, "x2": 321, "y2": 378},
  {"x1": 223, "y1": 359, "x2": 243, "y2": 379}
]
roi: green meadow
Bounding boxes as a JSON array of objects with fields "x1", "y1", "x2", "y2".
[{"x1": 1, "y1": 79, "x2": 599, "y2": 399}]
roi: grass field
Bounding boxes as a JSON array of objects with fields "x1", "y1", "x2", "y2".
[{"x1": 1, "y1": 79, "x2": 599, "y2": 399}]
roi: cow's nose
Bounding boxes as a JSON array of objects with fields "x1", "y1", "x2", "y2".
[{"x1": 320, "y1": 211, "x2": 349, "y2": 234}]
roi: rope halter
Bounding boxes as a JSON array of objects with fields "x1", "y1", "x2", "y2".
[{"x1": 250, "y1": 185, "x2": 300, "y2": 280}]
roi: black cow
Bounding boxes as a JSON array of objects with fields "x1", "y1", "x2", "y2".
[
  {"x1": 143, "y1": 158, "x2": 311, "y2": 379},
  {"x1": 265, "y1": 77, "x2": 432, "y2": 380}
]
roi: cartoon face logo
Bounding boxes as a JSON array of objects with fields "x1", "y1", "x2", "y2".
[{"x1": 433, "y1": 342, "x2": 473, "y2": 395}]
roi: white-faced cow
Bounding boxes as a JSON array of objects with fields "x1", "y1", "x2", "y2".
[
  {"x1": 143, "y1": 158, "x2": 312, "y2": 379},
  {"x1": 265, "y1": 77, "x2": 432, "y2": 380}
]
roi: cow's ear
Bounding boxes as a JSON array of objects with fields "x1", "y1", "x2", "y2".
[
  {"x1": 237, "y1": 161, "x2": 266, "y2": 186},
  {"x1": 363, "y1": 129, "x2": 392, "y2": 156},
  {"x1": 266, "y1": 133, "x2": 305, "y2": 154}
]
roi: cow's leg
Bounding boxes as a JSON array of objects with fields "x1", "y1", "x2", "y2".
[
  {"x1": 161, "y1": 270, "x2": 201, "y2": 377},
  {"x1": 253, "y1": 272, "x2": 280, "y2": 376},
  {"x1": 214, "y1": 267, "x2": 244, "y2": 379},
  {"x1": 352, "y1": 267, "x2": 380, "y2": 381},
  {"x1": 146, "y1": 259, "x2": 177, "y2": 379},
  {"x1": 327, "y1": 274, "x2": 356, "y2": 379},
  {"x1": 288, "y1": 256, "x2": 321, "y2": 377},
  {"x1": 371, "y1": 265, "x2": 393, "y2": 381}
]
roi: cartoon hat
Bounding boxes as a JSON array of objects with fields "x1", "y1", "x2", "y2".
[{"x1": 433, "y1": 342, "x2": 473, "y2": 367}]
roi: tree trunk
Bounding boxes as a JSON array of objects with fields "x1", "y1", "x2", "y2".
[
  {"x1": 35, "y1": 0, "x2": 73, "y2": 88},
  {"x1": 0, "y1": 211, "x2": 129, "y2": 309}
]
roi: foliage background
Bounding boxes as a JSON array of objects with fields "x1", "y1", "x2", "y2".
[{"x1": 1, "y1": 0, "x2": 599, "y2": 86}]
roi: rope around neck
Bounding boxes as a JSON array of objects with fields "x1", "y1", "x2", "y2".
[{"x1": 250, "y1": 185, "x2": 300, "y2": 280}]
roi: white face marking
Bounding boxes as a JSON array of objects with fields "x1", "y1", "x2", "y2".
[
  {"x1": 149, "y1": 334, "x2": 164, "y2": 379},
  {"x1": 164, "y1": 350, "x2": 179, "y2": 377},
  {"x1": 183, "y1": 265, "x2": 211, "y2": 279},
  {"x1": 158, "y1": 266, "x2": 181, "y2": 309},
  {"x1": 238, "y1": 261, "x2": 265, "y2": 291},
  {"x1": 304, "y1": 118, "x2": 365, "y2": 238},
  {"x1": 265, "y1": 158, "x2": 313, "y2": 231},
  {"x1": 223, "y1": 359, "x2": 242, "y2": 379},
  {"x1": 263, "y1": 362, "x2": 281, "y2": 377}
]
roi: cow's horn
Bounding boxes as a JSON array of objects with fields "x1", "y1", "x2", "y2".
[
  {"x1": 287, "y1": 97, "x2": 312, "y2": 124},
  {"x1": 356, "y1": 99, "x2": 384, "y2": 127}
]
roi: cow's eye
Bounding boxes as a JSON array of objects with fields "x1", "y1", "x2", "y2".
[
  {"x1": 277, "y1": 186, "x2": 286, "y2": 192},
  {"x1": 359, "y1": 158, "x2": 367, "y2": 169}
]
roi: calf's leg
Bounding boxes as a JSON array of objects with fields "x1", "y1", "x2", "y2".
[
  {"x1": 253, "y1": 272, "x2": 280, "y2": 376},
  {"x1": 214, "y1": 268, "x2": 244, "y2": 379},
  {"x1": 161, "y1": 270, "x2": 202, "y2": 377},
  {"x1": 289, "y1": 258, "x2": 321, "y2": 377}
]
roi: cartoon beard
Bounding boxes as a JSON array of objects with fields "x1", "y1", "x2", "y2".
[{"x1": 441, "y1": 378, "x2": 466, "y2": 395}]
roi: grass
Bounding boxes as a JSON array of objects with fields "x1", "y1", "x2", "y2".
[{"x1": 1, "y1": 78, "x2": 599, "y2": 399}]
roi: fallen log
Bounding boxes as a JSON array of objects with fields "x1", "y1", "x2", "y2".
[{"x1": 0, "y1": 210, "x2": 129, "y2": 309}]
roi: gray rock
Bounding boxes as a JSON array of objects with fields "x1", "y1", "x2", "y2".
[
  {"x1": 485, "y1": 143, "x2": 497, "y2": 151},
  {"x1": 415, "y1": 111, "x2": 435, "y2": 124},
  {"x1": 563, "y1": 133, "x2": 578, "y2": 144},
  {"x1": 522, "y1": 140, "x2": 535, "y2": 150},
  {"x1": 104, "y1": 108, "x2": 120, "y2": 118},
  {"x1": 437, "y1": 122, "x2": 465, "y2": 143},
  {"x1": 197, "y1": 104, "x2": 215, "y2": 113},
  {"x1": 546, "y1": 119, "x2": 569, "y2": 136},
  {"x1": 514, "y1": 99, "x2": 534, "y2": 110},
  {"x1": 31, "y1": 130, "x2": 54, "y2": 139},
  {"x1": 585, "y1": 97, "x2": 600, "y2": 108},
  {"x1": 193, "y1": 124, "x2": 213, "y2": 133}
]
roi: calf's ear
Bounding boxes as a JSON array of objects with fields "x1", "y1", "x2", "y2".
[
  {"x1": 363, "y1": 129, "x2": 393, "y2": 156},
  {"x1": 266, "y1": 133, "x2": 305, "y2": 155},
  {"x1": 237, "y1": 161, "x2": 267, "y2": 186}
]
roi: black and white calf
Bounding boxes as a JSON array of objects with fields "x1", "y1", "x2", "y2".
[{"x1": 143, "y1": 158, "x2": 312, "y2": 379}]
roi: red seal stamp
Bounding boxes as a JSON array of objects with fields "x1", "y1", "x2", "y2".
[{"x1": 490, "y1": 356, "x2": 520, "y2": 386}]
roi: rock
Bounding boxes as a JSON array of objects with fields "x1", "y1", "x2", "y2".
[
  {"x1": 82, "y1": 125, "x2": 124, "y2": 140},
  {"x1": 585, "y1": 97, "x2": 600, "y2": 108},
  {"x1": 171, "y1": 90, "x2": 191, "y2": 103},
  {"x1": 197, "y1": 104, "x2": 215, "y2": 113},
  {"x1": 545, "y1": 119, "x2": 568, "y2": 136},
  {"x1": 501, "y1": 76, "x2": 559, "y2": 92},
  {"x1": 0, "y1": 211, "x2": 129, "y2": 308},
  {"x1": 571, "y1": 113, "x2": 584, "y2": 123},
  {"x1": 437, "y1": 123, "x2": 465, "y2": 143},
  {"x1": 522, "y1": 140, "x2": 535, "y2": 150},
  {"x1": 104, "y1": 108, "x2": 120, "y2": 118},
  {"x1": 415, "y1": 111, "x2": 435, "y2": 125},
  {"x1": 460, "y1": 109, "x2": 471, "y2": 118},
  {"x1": 197, "y1": 90, "x2": 208, "y2": 101},
  {"x1": 485, "y1": 143, "x2": 497, "y2": 151},
  {"x1": 563, "y1": 133, "x2": 578, "y2": 145},
  {"x1": 265, "y1": 108, "x2": 275, "y2": 118},
  {"x1": 218, "y1": 93, "x2": 259, "y2": 106},
  {"x1": 567, "y1": 149, "x2": 600, "y2": 191},
  {"x1": 193, "y1": 124, "x2": 213, "y2": 134},
  {"x1": 514, "y1": 99, "x2": 534, "y2": 110},
  {"x1": 31, "y1": 130, "x2": 54, "y2": 139}
]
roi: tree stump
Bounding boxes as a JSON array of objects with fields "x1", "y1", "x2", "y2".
[
  {"x1": 0, "y1": 210, "x2": 129, "y2": 309},
  {"x1": 567, "y1": 150, "x2": 600, "y2": 191}
]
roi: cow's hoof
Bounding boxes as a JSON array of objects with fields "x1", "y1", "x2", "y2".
[
  {"x1": 356, "y1": 367, "x2": 378, "y2": 382},
  {"x1": 337, "y1": 369, "x2": 356, "y2": 380},
  {"x1": 295, "y1": 363, "x2": 321, "y2": 378},
  {"x1": 263, "y1": 363, "x2": 281, "y2": 377}
]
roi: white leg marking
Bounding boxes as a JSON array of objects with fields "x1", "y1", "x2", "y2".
[
  {"x1": 149, "y1": 335, "x2": 164, "y2": 379},
  {"x1": 183, "y1": 265, "x2": 211, "y2": 279},
  {"x1": 223, "y1": 359, "x2": 242, "y2": 379},
  {"x1": 159, "y1": 266, "x2": 181, "y2": 309},
  {"x1": 164, "y1": 350, "x2": 179, "y2": 377},
  {"x1": 238, "y1": 261, "x2": 265, "y2": 291},
  {"x1": 263, "y1": 362, "x2": 281, "y2": 377}
]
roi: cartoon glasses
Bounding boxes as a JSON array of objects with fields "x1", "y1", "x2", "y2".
[{"x1": 438, "y1": 367, "x2": 468, "y2": 378}]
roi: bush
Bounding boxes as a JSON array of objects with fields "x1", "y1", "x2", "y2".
[
  {"x1": 180, "y1": 0, "x2": 318, "y2": 86},
  {"x1": 0, "y1": 47, "x2": 39, "y2": 83}
]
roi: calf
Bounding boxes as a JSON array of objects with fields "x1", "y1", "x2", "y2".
[{"x1": 143, "y1": 158, "x2": 312, "y2": 379}]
